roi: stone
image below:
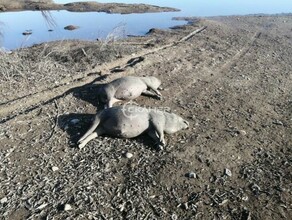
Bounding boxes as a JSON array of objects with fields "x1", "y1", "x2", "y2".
[
  {"x1": 37, "y1": 203, "x2": 48, "y2": 210},
  {"x1": 239, "y1": 130, "x2": 247, "y2": 135},
  {"x1": 52, "y1": 166, "x2": 59, "y2": 172},
  {"x1": 125, "y1": 152, "x2": 133, "y2": 158},
  {"x1": 64, "y1": 204, "x2": 72, "y2": 211},
  {"x1": 0, "y1": 197, "x2": 8, "y2": 204},
  {"x1": 224, "y1": 168, "x2": 232, "y2": 177},
  {"x1": 64, "y1": 25, "x2": 79, "y2": 30},
  {"x1": 185, "y1": 172, "x2": 197, "y2": 178}
]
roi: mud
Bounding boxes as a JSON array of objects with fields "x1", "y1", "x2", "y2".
[{"x1": 0, "y1": 14, "x2": 291, "y2": 219}]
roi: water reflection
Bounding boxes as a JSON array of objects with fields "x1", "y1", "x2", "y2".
[
  {"x1": 0, "y1": 10, "x2": 185, "y2": 50},
  {"x1": 1, "y1": 0, "x2": 292, "y2": 50}
]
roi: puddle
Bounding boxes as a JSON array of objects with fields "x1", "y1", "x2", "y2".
[{"x1": 0, "y1": 0, "x2": 292, "y2": 50}]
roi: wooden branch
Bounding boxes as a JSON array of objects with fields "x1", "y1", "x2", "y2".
[{"x1": 178, "y1": 26, "x2": 207, "y2": 43}]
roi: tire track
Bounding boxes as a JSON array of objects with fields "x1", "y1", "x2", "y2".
[{"x1": 172, "y1": 31, "x2": 262, "y2": 98}]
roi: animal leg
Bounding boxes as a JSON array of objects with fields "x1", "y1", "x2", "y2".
[
  {"x1": 106, "y1": 98, "x2": 120, "y2": 108},
  {"x1": 78, "y1": 114, "x2": 101, "y2": 143},
  {"x1": 78, "y1": 132, "x2": 98, "y2": 149},
  {"x1": 78, "y1": 127, "x2": 104, "y2": 149},
  {"x1": 141, "y1": 77, "x2": 162, "y2": 99},
  {"x1": 148, "y1": 87, "x2": 162, "y2": 99},
  {"x1": 149, "y1": 118, "x2": 166, "y2": 150},
  {"x1": 147, "y1": 129, "x2": 165, "y2": 151},
  {"x1": 142, "y1": 90, "x2": 161, "y2": 100}
]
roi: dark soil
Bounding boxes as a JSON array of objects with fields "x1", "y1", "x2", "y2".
[{"x1": 0, "y1": 14, "x2": 291, "y2": 220}]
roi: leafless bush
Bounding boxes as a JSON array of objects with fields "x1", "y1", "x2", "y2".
[
  {"x1": 0, "y1": 21, "x2": 3, "y2": 46},
  {"x1": 98, "y1": 22, "x2": 129, "y2": 60},
  {"x1": 41, "y1": 10, "x2": 57, "y2": 29},
  {"x1": 104, "y1": 22, "x2": 127, "y2": 44}
]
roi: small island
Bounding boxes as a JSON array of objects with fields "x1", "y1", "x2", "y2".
[{"x1": 0, "y1": 0, "x2": 179, "y2": 14}]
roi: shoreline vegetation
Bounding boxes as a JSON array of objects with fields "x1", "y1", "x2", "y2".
[{"x1": 0, "y1": 0, "x2": 179, "y2": 14}]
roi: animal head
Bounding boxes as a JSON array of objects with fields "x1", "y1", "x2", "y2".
[
  {"x1": 98, "y1": 85, "x2": 114, "y2": 108},
  {"x1": 163, "y1": 112, "x2": 189, "y2": 134}
]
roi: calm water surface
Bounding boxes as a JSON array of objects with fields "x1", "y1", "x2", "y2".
[{"x1": 0, "y1": 0, "x2": 291, "y2": 50}]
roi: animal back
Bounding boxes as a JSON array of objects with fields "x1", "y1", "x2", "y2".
[
  {"x1": 102, "y1": 107, "x2": 150, "y2": 138},
  {"x1": 114, "y1": 79, "x2": 147, "y2": 100}
]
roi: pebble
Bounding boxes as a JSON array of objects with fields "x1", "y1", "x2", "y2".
[
  {"x1": 186, "y1": 172, "x2": 197, "y2": 178},
  {"x1": 273, "y1": 120, "x2": 284, "y2": 126},
  {"x1": 0, "y1": 197, "x2": 8, "y2": 204},
  {"x1": 52, "y1": 166, "x2": 59, "y2": 172},
  {"x1": 224, "y1": 168, "x2": 232, "y2": 177},
  {"x1": 125, "y1": 152, "x2": 133, "y2": 159},
  {"x1": 64, "y1": 25, "x2": 79, "y2": 30},
  {"x1": 64, "y1": 204, "x2": 73, "y2": 211},
  {"x1": 36, "y1": 203, "x2": 48, "y2": 210},
  {"x1": 239, "y1": 130, "x2": 247, "y2": 135},
  {"x1": 219, "y1": 199, "x2": 229, "y2": 206},
  {"x1": 242, "y1": 195, "x2": 249, "y2": 201},
  {"x1": 250, "y1": 184, "x2": 261, "y2": 193},
  {"x1": 22, "y1": 30, "x2": 32, "y2": 35},
  {"x1": 181, "y1": 202, "x2": 189, "y2": 210},
  {"x1": 171, "y1": 213, "x2": 178, "y2": 220}
]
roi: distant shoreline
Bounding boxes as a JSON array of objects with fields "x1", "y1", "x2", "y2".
[{"x1": 0, "y1": 0, "x2": 179, "y2": 14}]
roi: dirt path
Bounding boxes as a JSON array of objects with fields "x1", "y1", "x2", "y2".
[{"x1": 0, "y1": 15, "x2": 291, "y2": 220}]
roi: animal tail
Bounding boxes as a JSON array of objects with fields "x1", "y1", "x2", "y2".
[{"x1": 78, "y1": 113, "x2": 101, "y2": 143}]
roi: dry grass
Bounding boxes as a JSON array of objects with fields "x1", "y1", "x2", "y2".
[
  {"x1": 0, "y1": 43, "x2": 69, "y2": 104},
  {"x1": 0, "y1": 37, "x2": 140, "y2": 104}
]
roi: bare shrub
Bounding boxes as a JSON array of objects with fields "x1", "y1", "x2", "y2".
[
  {"x1": 0, "y1": 21, "x2": 3, "y2": 46},
  {"x1": 104, "y1": 22, "x2": 127, "y2": 44},
  {"x1": 41, "y1": 10, "x2": 57, "y2": 29}
]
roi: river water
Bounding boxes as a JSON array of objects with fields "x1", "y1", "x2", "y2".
[{"x1": 0, "y1": 0, "x2": 291, "y2": 50}]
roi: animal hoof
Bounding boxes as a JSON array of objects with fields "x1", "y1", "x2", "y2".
[
  {"x1": 156, "y1": 144, "x2": 164, "y2": 151},
  {"x1": 78, "y1": 143, "x2": 85, "y2": 149}
]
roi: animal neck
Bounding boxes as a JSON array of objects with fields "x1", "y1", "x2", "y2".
[
  {"x1": 140, "y1": 77, "x2": 152, "y2": 86},
  {"x1": 163, "y1": 112, "x2": 181, "y2": 134},
  {"x1": 104, "y1": 84, "x2": 115, "y2": 95}
]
